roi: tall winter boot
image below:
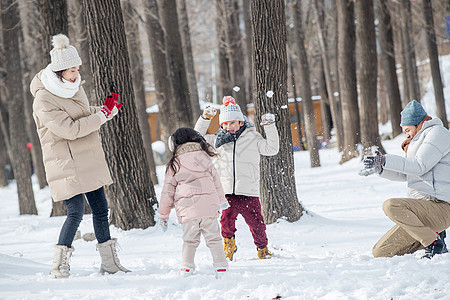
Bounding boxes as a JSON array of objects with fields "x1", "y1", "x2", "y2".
[
  {"x1": 422, "y1": 233, "x2": 446, "y2": 259},
  {"x1": 96, "y1": 238, "x2": 131, "y2": 274},
  {"x1": 50, "y1": 245, "x2": 74, "y2": 278},
  {"x1": 224, "y1": 236, "x2": 237, "y2": 261}
]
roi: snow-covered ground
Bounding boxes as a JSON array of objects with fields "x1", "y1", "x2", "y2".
[
  {"x1": 1, "y1": 135, "x2": 450, "y2": 299},
  {"x1": 1, "y1": 56, "x2": 450, "y2": 299}
]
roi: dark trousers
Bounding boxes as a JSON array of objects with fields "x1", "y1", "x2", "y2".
[
  {"x1": 220, "y1": 194, "x2": 268, "y2": 249},
  {"x1": 57, "y1": 187, "x2": 110, "y2": 247}
]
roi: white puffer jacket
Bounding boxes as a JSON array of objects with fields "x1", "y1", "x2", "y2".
[
  {"x1": 195, "y1": 117, "x2": 279, "y2": 197},
  {"x1": 381, "y1": 118, "x2": 450, "y2": 203}
]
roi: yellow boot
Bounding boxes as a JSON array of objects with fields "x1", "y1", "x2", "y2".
[
  {"x1": 224, "y1": 236, "x2": 237, "y2": 260},
  {"x1": 257, "y1": 247, "x2": 272, "y2": 259}
]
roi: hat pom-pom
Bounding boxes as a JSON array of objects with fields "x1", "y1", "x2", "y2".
[
  {"x1": 52, "y1": 34, "x2": 70, "y2": 49},
  {"x1": 222, "y1": 96, "x2": 236, "y2": 106}
]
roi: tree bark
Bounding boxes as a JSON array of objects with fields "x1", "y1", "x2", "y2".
[
  {"x1": 122, "y1": 0, "x2": 159, "y2": 185},
  {"x1": 337, "y1": 0, "x2": 359, "y2": 163},
  {"x1": 83, "y1": 0, "x2": 157, "y2": 229},
  {"x1": 216, "y1": 0, "x2": 233, "y2": 98},
  {"x1": 377, "y1": 0, "x2": 403, "y2": 137},
  {"x1": 2, "y1": 0, "x2": 37, "y2": 215},
  {"x1": 318, "y1": 57, "x2": 332, "y2": 141},
  {"x1": 144, "y1": 0, "x2": 176, "y2": 155},
  {"x1": 158, "y1": 0, "x2": 193, "y2": 128},
  {"x1": 292, "y1": 0, "x2": 320, "y2": 167},
  {"x1": 355, "y1": 0, "x2": 384, "y2": 155},
  {"x1": 423, "y1": 0, "x2": 448, "y2": 128},
  {"x1": 313, "y1": 0, "x2": 343, "y2": 150},
  {"x1": 252, "y1": 0, "x2": 303, "y2": 224},
  {"x1": 177, "y1": 0, "x2": 201, "y2": 121},
  {"x1": 288, "y1": 53, "x2": 305, "y2": 151}
]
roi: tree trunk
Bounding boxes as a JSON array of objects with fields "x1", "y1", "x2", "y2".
[
  {"x1": 83, "y1": 0, "x2": 157, "y2": 229},
  {"x1": 19, "y1": 0, "x2": 48, "y2": 189},
  {"x1": 288, "y1": 53, "x2": 305, "y2": 151},
  {"x1": 313, "y1": 0, "x2": 343, "y2": 151},
  {"x1": 400, "y1": 0, "x2": 421, "y2": 102},
  {"x1": 252, "y1": 0, "x2": 303, "y2": 224},
  {"x1": 377, "y1": 0, "x2": 403, "y2": 137},
  {"x1": 158, "y1": 0, "x2": 193, "y2": 128},
  {"x1": 224, "y1": 0, "x2": 247, "y2": 109},
  {"x1": 2, "y1": 0, "x2": 37, "y2": 215},
  {"x1": 423, "y1": 0, "x2": 448, "y2": 128},
  {"x1": 68, "y1": 0, "x2": 93, "y2": 99},
  {"x1": 0, "y1": 131, "x2": 7, "y2": 187},
  {"x1": 242, "y1": 0, "x2": 253, "y2": 105},
  {"x1": 177, "y1": 0, "x2": 201, "y2": 121},
  {"x1": 144, "y1": 0, "x2": 176, "y2": 156},
  {"x1": 292, "y1": 0, "x2": 320, "y2": 167},
  {"x1": 337, "y1": 0, "x2": 359, "y2": 163},
  {"x1": 355, "y1": 0, "x2": 384, "y2": 155},
  {"x1": 318, "y1": 57, "x2": 332, "y2": 141},
  {"x1": 122, "y1": 0, "x2": 159, "y2": 185},
  {"x1": 216, "y1": 0, "x2": 233, "y2": 98}
]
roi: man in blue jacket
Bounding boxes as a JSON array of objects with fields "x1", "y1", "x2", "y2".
[{"x1": 361, "y1": 100, "x2": 450, "y2": 259}]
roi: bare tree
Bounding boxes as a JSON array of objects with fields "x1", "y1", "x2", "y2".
[
  {"x1": 400, "y1": 0, "x2": 421, "y2": 102},
  {"x1": 288, "y1": 53, "x2": 305, "y2": 151},
  {"x1": 216, "y1": 0, "x2": 232, "y2": 98},
  {"x1": 252, "y1": 0, "x2": 303, "y2": 224},
  {"x1": 377, "y1": 0, "x2": 403, "y2": 137},
  {"x1": 177, "y1": 0, "x2": 201, "y2": 121},
  {"x1": 2, "y1": 0, "x2": 37, "y2": 215},
  {"x1": 37, "y1": 0, "x2": 69, "y2": 216},
  {"x1": 318, "y1": 57, "x2": 332, "y2": 141},
  {"x1": 356, "y1": 0, "x2": 384, "y2": 154},
  {"x1": 158, "y1": 0, "x2": 193, "y2": 128},
  {"x1": 0, "y1": 131, "x2": 7, "y2": 187},
  {"x1": 292, "y1": 0, "x2": 320, "y2": 167},
  {"x1": 19, "y1": 0, "x2": 48, "y2": 189},
  {"x1": 82, "y1": 0, "x2": 157, "y2": 229},
  {"x1": 337, "y1": 0, "x2": 359, "y2": 163},
  {"x1": 242, "y1": 0, "x2": 253, "y2": 104},
  {"x1": 313, "y1": 0, "x2": 343, "y2": 150},
  {"x1": 422, "y1": 0, "x2": 448, "y2": 128},
  {"x1": 143, "y1": 0, "x2": 176, "y2": 152},
  {"x1": 122, "y1": 0, "x2": 159, "y2": 184}
]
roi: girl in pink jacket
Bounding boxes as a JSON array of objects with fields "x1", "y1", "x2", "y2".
[{"x1": 159, "y1": 128, "x2": 229, "y2": 278}]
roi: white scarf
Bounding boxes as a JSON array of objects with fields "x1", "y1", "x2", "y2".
[{"x1": 41, "y1": 65, "x2": 81, "y2": 98}]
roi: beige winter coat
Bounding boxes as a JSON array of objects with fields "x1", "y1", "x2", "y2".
[
  {"x1": 159, "y1": 142, "x2": 227, "y2": 223},
  {"x1": 194, "y1": 117, "x2": 279, "y2": 197},
  {"x1": 30, "y1": 70, "x2": 112, "y2": 202}
]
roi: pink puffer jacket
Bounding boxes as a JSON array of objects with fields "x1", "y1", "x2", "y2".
[{"x1": 159, "y1": 142, "x2": 227, "y2": 224}]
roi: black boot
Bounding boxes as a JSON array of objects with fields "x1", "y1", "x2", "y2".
[
  {"x1": 439, "y1": 231, "x2": 448, "y2": 254},
  {"x1": 422, "y1": 233, "x2": 446, "y2": 259}
]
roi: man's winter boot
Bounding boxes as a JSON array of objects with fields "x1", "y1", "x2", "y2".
[
  {"x1": 224, "y1": 236, "x2": 237, "y2": 261},
  {"x1": 439, "y1": 231, "x2": 448, "y2": 254},
  {"x1": 422, "y1": 234, "x2": 446, "y2": 259},
  {"x1": 96, "y1": 238, "x2": 131, "y2": 274},
  {"x1": 257, "y1": 247, "x2": 272, "y2": 259},
  {"x1": 50, "y1": 245, "x2": 74, "y2": 278}
]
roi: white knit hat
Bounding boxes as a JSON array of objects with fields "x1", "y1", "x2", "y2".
[
  {"x1": 49, "y1": 34, "x2": 82, "y2": 71},
  {"x1": 219, "y1": 96, "x2": 244, "y2": 125}
]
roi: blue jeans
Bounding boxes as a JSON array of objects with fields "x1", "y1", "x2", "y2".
[{"x1": 57, "y1": 187, "x2": 111, "y2": 247}]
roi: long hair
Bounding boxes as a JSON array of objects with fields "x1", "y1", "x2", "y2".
[{"x1": 166, "y1": 127, "x2": 216, "y2": 174}]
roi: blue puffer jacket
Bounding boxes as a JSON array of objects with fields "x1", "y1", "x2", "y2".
[{"x1": 381, "y1": 118, "x2": 450, "y2": 203}]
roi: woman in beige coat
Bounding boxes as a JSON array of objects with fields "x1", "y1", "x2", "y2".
[{"x1": 30, "y1": 34, "x2": 129, "y2": 278}]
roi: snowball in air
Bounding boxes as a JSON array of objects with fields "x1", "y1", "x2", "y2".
[
  {"x1": 233, "y1": 86, "x2": 240, "y2": 92},
  {"x1": 266, "y1": 91, "x2": 274, "y2": 98}
]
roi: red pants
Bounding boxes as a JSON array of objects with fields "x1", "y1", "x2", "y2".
[{"x1": 220, "y1": 194, "x2": 268, "y2": 249}]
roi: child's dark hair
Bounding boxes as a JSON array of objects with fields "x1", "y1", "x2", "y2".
[{"x1": 166, "y1": 127, "x2": 216, "y2": 174}]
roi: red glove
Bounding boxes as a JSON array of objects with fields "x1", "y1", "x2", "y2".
[
  {"x1": 109, "y1": 92, "x2": 123, "y2": 110},
  {"x1": 100, "y1": 95, "x2": 115, "y2": 117}
]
